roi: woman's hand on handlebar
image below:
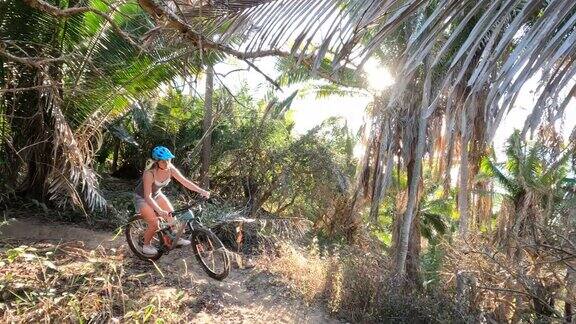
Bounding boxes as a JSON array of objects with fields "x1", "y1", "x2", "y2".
[
  {"x1": 200, "y1": 189, "x2": 210, "y2": 199},
  {"x1": 157, "y1": 210, "x2": 171, "y2": 218}
]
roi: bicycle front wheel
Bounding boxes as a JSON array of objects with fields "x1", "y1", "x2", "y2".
[{"x1": 191, "y1": 228, "x2": 230, "y2": 280}]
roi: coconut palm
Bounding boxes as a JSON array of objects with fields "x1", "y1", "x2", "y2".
[
  {"x1": 0, "y1": 0, "x2": 201, "y2": 211},
  {"x1": 481, "y1": 130, "x2": 575, "y2": 252},
  {"x1": 124, "y1": 0, "x2": 575, "y2": 117},
  {"x1": 480, "y1": 129, "x2": 576, "y2": 320},
  {"x1": 199, "y1": 0, "x2": 576, "y2": 276}
]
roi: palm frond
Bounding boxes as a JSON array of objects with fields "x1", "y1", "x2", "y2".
[
  {"x1": 22, "y1": 0, "x2": 576, "y2": 126},
  {"x1": 47, "y1": 90, "x2": 107, "y2": 212},
  {"x1": 308, "y1": 83, "x2": 368, "y2": 99},
  {"x1": 480, "y1": 155, "x2": 521, "y2": 199},
  {"x1": 275, "y1": 56, "x2": 365, "y2": 88},
  {"x1": 420, "y1": 212, "x2": 448, "y2": 240},
  {"x1": 106, "y1": 123, "x2": 139, "y2": 147},
  {"x1": 223, "y1": 0, "x2": 574, "y2": 131},
  {"x1": 1, "y1": 0, "x2": 199, "y2": 211},
  {"x1": 271, "y1": 89, "x2": 298, "y2": 118}
]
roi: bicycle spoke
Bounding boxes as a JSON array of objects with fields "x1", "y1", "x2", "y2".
[
  {"x1": 130, "y1": 218, "x2": 161, "y2": 253},
  {"x1": 207, "y1": 238, "x2": 216, "y2": 272},
  {"x1": 199, "y1": 235, "x2": 219, "y2": 273},
  {"x1": 191, "y1": 228, "x2": 229, "y2": 280}
]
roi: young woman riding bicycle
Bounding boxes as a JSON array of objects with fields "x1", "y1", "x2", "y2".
[{"x1": 134, "y1": 146, "x2": 210, "y2": 255}]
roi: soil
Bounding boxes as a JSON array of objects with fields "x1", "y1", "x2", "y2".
[{"x1": 0, "y1": 214, "x2": 341, "y2": 324}]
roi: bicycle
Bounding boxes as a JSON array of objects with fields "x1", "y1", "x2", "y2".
[{"x1": 125, "y1": 199, "x2": 230, "y2": 280}]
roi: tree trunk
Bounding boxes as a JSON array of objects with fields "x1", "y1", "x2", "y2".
[
  {"x1": 341, "y1": 113, "x2": 377, "y2": 241},
  {"x1": 566, "y1": 231, "x2": 576, "y2": 323},
  {"x1": 406, "y1": 201, "x2": 422, "y2": 285},
  {"x1": 2, "y1": 93, "x2": 23, "y2": 187},
  {"x1": 457, "y1": 145, "x2": 470, "y2": 237},
  {"x1": 200, "y1": 65, "x2": 214, "y2": 189},
  {"x1": 369, "y1": 118, "x2": 394, "y2": 223},
  {"x1": 565, "y1": 302, "x2": 573, "y2": 324},
  {"x1": 12, "y1": 70, "x2": 53, "y2": 201},
  {"x1": 533, "y1": 282, "x2": 554, "y2": 324},
  {"x1": 458, "y1": 103, "x2": 473, "y2": 238},
  {"x1": 111, "y1": 139, "x2": 120, "y2": 173},
  {"x1": 456, "y1": 271, "x2": 476, "y2": 315},
  {"x1": 396, "y1": 113, "x2": 427, "y2": 276},
  {"x1": 20, "y1": 146, "x2": 51, "y2": 199},
  {"x1": 442, "y1": 105, "x2": 456, "y2": 197},
  {"x1": 395, "y1": 59, "x2": 433, "y2": 276}
]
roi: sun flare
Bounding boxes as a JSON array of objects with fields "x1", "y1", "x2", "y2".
[{"x1": 364, "y1": 59, "x2": 395, "y2": 91}]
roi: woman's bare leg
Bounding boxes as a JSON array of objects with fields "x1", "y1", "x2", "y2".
[
  {"x1": 155, "y1": 194, "x2": 186, "y2": 239},
  {"x1": 155, "y1": 193, "x2": 175, "y2": 221},
  {"x1": 139, "y1": 204, "x2": 158, "y2": 245}
]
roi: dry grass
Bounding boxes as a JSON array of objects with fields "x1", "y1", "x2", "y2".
[
  {"x1": 257, "y1": 243, "x2": 328, "y2": 304},
  {"x1": 254, "y1": 241, "x2": 470, "y2": 323},
  {"x1": 0, "y1": 241, "x2": 207, "y2": 323},
  {"x1": 441, "y1": 235, "x2": 574, "y2": 323},
  {"x1": 0, "y1": 235, "x2": 472, "y2": 323}
]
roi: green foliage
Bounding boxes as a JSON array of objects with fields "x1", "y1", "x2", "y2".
[
  {"x1": 480, "y1": 130, "x2": 573, "y2": 205},
  {"x1": 420, "y1": 238, "x2": 444, "y2": 288},
  {"x1": 2, "y1": 0, "x2": 186, "y2": 127},
  {"x1": 0, "y1": 0, "x2": 206, "y2": 209},
  {"x1": 275, "y1": 56, "x2": 365, "y2": 89},
  {"x1": 372, "y1": 166, "x2": 456, "y2": 249},
  {"x1": 98, "y1": 84, "x2": 356, "y2": 222},
  {"x1": 98, "y1": 88, "x2": 204, "y2": 170}
]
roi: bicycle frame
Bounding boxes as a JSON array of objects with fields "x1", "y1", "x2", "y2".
[{"x1": 155, "y1": 205, "x2": 204, "y2": 252}]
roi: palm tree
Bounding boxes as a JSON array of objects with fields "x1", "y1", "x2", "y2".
[
  {"x1": 0, "y1": 0, "x2": 197, "y2": 211},
  {"x1": 379, "y1": 166, "x2": 454, "y2": 285},
  {"x1": 205, "y1": 0, "x2": 576, "y2": 276},
  {"x1": 481, "y1": 130, "x2": 576, "y2": 321},
  {"x1": 482, "y1": 130, "x2": 574, "y2": 252}
]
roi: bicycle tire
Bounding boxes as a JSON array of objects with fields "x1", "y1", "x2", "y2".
[
  {"x1": 125, "y1": 215, "x2": 163, "y2": 261},
  {"x1": 191, "y1": 228, "x2": 230, "y2": 280}
]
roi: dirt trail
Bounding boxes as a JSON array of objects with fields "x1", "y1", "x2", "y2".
[
  {"x1": 0, "y1": 216, "x2": 340, "y2": 324},
  {"x1": 0, "y1": 217, "x2": 118, "y2": 250}
]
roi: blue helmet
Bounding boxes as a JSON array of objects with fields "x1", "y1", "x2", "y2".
[{"x1": 151, "y1": 146, "x2": 175, "y2": 161}]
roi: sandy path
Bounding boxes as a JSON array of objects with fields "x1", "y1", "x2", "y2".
[
  {"x1": 0, "y1": 217, "x2": 119, "y2": 249},
  {"x1": 0, "y1": 216, "x2": 341, "y2": 324}
]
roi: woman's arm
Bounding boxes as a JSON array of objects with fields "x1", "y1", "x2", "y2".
[
  {"x1": 170, "y1": 167, "x2": 210, "y2": 197},
  {"x1": 143, "y1": 171, "x2": 169, "y2": 215}
]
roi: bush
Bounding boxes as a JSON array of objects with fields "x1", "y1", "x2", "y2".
[{"x1": 256, "y1": 241, "x2": 475, "y2": 323}]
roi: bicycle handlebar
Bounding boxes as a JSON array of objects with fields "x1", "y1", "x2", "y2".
[{"x1": 171, "y1": 197, "x2": 209, "y2": 214}]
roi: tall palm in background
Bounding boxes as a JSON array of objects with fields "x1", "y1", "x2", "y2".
[
  {"x1": 482, "y1": 130, "x2": 575, "y2": 254},
  {"x1": 479, "y1": 129, "x2": 575, "y2": 320}
]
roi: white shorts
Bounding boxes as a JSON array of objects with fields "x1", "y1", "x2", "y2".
[{"x1": 133, "y1": 192, "x2": 166, "y2": 211}]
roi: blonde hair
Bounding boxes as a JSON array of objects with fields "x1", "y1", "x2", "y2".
[{"x1": 145, "y1": 158, "x2": 157, "y2": 171}]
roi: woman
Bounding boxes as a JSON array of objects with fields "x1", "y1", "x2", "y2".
[{"x1": 134, "y1": 146, "x2": 210, "y2": 255}]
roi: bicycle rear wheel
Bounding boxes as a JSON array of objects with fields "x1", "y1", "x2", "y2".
[
  {"x1": 191, "y1": 228, "x2": 230, "y2": 280},
  {"x1": 125, "y1": 215, "x2": 163, "y2": 261}
]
